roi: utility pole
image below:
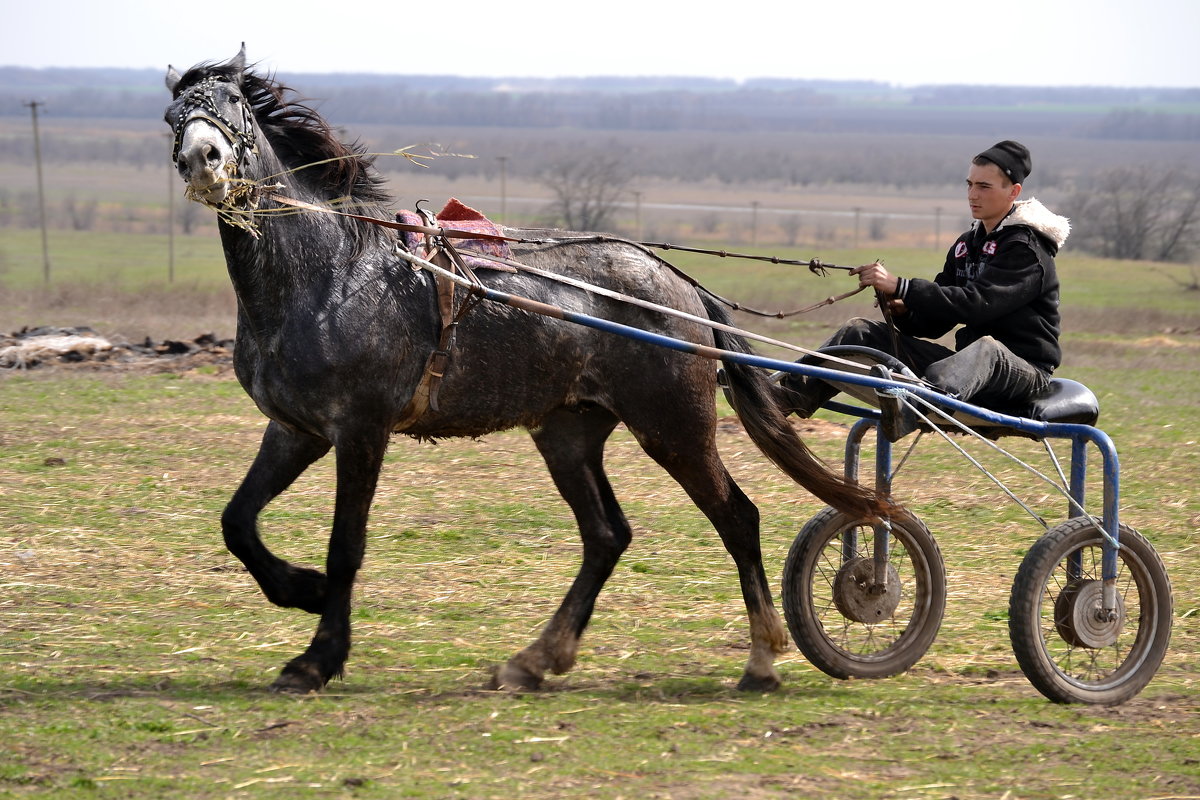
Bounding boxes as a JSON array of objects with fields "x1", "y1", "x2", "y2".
[
  {"x1": 497, "y1": 156, "x2": 508, "y2": 224},
  {"x1": 24, "y1": 100, "x2": 50, "y2": 283},
  {"x1": 853, "y1": 207, "x2": 863, "y2": 249},
  {"x1": 167, "y1": 138, "x2": 176, "y2": 282},
  {"x1": 750, "y1": 200, "x2": 760, "y2": 247},
  {"x1": 633, "y1": 190, "x2": 643, "y2": 241}
]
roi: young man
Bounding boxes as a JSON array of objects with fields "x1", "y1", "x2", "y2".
[{"x1": 780, "y1": 140, "x2": 1071, "y2": 416}]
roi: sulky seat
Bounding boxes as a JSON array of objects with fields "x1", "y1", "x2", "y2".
[{"x1": 794, "y1": 345, "x2": 1100, "y2": 439}]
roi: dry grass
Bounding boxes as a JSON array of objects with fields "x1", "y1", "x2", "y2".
[
  {"x1": 0, "y1": 281, "x2": 238, "y2": 342},
  {"x1": 1, "y1": 233, "x2": 1198, "y2": 797},
  {"x1": 2, "y1": 349, "x2": 1198, "y2": 798}
]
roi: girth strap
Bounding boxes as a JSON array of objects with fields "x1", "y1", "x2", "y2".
[{"x1": 393, "y1": 213, "x2": 486, "y2": 432}]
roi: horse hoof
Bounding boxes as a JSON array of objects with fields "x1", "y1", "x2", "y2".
[
  {"x1": 486, "y1": 663, "x2": 543, "y2": 692},
  {"x1": 270, "y1": 662, "x2": 326, "y2": 694},
  {"x1": 736, "y1": 671, "x2": 782, "y2": 693}
]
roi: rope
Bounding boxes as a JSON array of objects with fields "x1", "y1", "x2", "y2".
[
  {"x1": 452, "y1": 248, "x2": 883, "y2": 367},
  {"x1": 265, "y1": 192, "x2": 904, "y2": 376},
  {"x1": 639, "y1": 241, "x2": 859, "y2": 274},
  {"x1": 263, "y1": 194, "x2": 871, "y2": 319}
]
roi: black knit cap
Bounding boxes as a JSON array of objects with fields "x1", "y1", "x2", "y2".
[{"x1": 976, "y1": 140, "x2": 1031, "y2": 185}]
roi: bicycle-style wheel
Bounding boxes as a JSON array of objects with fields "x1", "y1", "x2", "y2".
[
  {"x1": 1009, "y1": 517, "x2": 1172, "y2": 704},
  {"x1": 782, "y1": 506, "x2": 946, "y2": 679}
]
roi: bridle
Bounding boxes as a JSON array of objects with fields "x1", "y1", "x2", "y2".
[{"x1": 169, "y1": 76, "x2": 258, "y2": 174}]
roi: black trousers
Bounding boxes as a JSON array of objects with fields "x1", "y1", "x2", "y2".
[{"x1": 782, "y1": 318, "x2": 1050, "y2": 414}]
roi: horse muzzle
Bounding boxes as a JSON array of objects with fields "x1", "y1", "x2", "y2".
[{"x1": 175, "y1": 119, "x2": 238, "y2": 205}]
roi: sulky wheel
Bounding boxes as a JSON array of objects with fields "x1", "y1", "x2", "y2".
[
  {"x1": 1008, "y1": 517, "x2": 1172, "y2": 705},
  {"x1": 781, "y1": 506, "x2": 946, "y2": 679}
]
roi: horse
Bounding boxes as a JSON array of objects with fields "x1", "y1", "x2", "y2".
[{"x1": 163, "y1": 47, "x2": 887, "y2": 694}]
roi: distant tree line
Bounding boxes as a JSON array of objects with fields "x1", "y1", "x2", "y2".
[
  {"x1": 2, "y1": 67, "x2": 1198, "y2": 140},
  {"x1": 3, "y1": 67, "x2": 1198, "y2": 261}
]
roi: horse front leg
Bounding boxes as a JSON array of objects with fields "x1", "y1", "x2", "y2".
[
  {"x1": 271, "y1": 428, "x2": 388, "y2": 693},
  {"x1": 222, "y1": 421, "x2": 332, "y2": 613}
]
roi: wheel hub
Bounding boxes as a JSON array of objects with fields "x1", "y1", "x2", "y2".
[
  {"x1": 832, "y1": 557, "x2": 902, "y2": 623},
  {"x1": 1054, "y1": 579, "x2": 1125, "y2": 649}
]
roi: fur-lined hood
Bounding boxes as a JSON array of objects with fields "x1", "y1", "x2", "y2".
[{"x1": 994, "y1": 197, "x2": 1071, "y2": 249}]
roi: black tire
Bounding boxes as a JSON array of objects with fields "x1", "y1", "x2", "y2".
[
  {"x1": 1009, "y1": 517, "x2": 1172, "y2": 705},
  {"x1": 782, "y1": 506, "x2": 946, "y2": 679}
]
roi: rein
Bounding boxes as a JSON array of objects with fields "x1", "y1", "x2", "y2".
[
  {"x1": 263, "y1": 194, "x2": 893, "y2": 375},
  {"x1": 170, "y1": 72, "x2": 907, "y2": 426},
  {"x1": 267, "y1": 193, "x2": 867, "y2": 320},
  {"x1": 169, "y1": 72, "x2": 866, "y2": 325},
  {"x1": 637, "y1": 242, "x2": 861, "y2": 275},
  {"x1": 216, "y1": 191, "x2": 917, "y2": 428}
]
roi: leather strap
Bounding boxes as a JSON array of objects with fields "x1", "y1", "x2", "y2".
[{"x1": 392, "y1": 221, "x2": 487, "y2": 431}]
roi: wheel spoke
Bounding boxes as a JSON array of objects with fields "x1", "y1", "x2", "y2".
[
  {"x1": 783, "y1": 508, "x2": 945, "y2": 679},
  {"x1": 1010, "y1": 518, "x2": 1171, "y2": 704}
]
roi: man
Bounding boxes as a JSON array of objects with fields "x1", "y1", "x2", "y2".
[{"x1": 781, "y1": 140, "x2": 1071, "y2": 416}]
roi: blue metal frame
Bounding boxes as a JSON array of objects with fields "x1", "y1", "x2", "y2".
[
  {"x1": 797, "y1": 372, "x2": 1119, "y2": 587},
  {"x1": 479, "y1": 286, "x2": 1123, "y2": 583}
]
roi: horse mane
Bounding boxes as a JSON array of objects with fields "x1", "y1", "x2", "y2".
[
  {"x1": 173, "y1": 59, "x2": 393, "y2": 211},
  {"x1": 242, "y1": 72, "x2": 393, "y2": 208}
]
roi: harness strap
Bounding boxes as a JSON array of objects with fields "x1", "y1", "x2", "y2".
[
  {"x1": 267, "y1": 193, "x2": 920, "y2": 420},
  {"x1": 392, "y1": 214, "x2": 491, "y2": 430},
  {"x1": 270, "y1": 194, "x2": 524, "y2": 244}
]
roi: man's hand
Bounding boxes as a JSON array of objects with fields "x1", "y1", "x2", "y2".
[{"x1": 850, "y1": 261, "x2": 899, "y2": 296}]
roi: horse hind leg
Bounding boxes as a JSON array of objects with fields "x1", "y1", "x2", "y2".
[
  {"x1": 629, "y1": 410, "x2": 788, "y2": 692},
  {"x1": 489, "y1": 406, "x2": 629, "y2": 691},
  {"x1": 222, "y1": 421, "x2": 332, "y2": 613}
]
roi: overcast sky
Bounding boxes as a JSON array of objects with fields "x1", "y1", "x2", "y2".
[{"x1": 3, "y1": 0, "x2": 1198, "y2": 88}]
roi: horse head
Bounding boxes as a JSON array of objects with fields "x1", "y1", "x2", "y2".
[{"x1": 164, "y1": 45, "x2": 257, "y2": 206}]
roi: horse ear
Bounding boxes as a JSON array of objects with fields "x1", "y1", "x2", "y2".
[
  {"x1": 231, "y1": 43, "x2": 247, "y2": 75},
  {"x1": 165, "y1": 65, "x2": 182, "y2": 94}
]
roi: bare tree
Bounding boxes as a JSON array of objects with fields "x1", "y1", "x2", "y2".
[
  {"x1": 179, "y1": 197, "x2": 204, "y2": 235},
  {"x1": 1066, "y1": 166, "x2": 1200, "y2": 262},
  {"x1": 1155, "y1": 265, "x2": 1200, "y2": 291},
  {"x1": 869, "y1": 215, "x2": 888, "y2": 242},
  {"x1": 780, "y1": 213, "x2": 803, "y2": 246},
  {"x1": 63, "y1": 196, "x2": 98, "y2": 231},
  {"x1": 538, "y1": 152, "x2": 631, "y2": 232}
]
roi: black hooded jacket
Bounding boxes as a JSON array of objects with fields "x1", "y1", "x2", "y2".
[{"x1": 893, "y1": 198, "x2": 1071, "y2": 375}]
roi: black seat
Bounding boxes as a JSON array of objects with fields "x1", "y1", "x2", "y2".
[
  {"x1": 792, "y1": 346, "x2": 1100, "y2": 437},
  {"x1": 991, "y1": 378, "x2": 1100, "y2": 426}
]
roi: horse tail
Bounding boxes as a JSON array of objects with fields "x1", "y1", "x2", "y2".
[{"x1": 700, "y1": 293, "x2": 894, "y2": 521}]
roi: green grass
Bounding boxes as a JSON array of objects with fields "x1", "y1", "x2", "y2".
[
  {"x1": 1, "y1": 232, "x2": 1198, "y2": 797},
  {"x1": 0, "y1": 229, "x2": 227, "y2": 289},
  {"x1": 2, "y1": 344, "x2": 1198, "y2": 798}
]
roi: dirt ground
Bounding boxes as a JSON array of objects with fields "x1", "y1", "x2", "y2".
[{"x1": 0, "y1": 326, "x2": 237, "y2": 374}]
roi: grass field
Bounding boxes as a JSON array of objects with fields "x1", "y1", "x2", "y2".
[{"x1": 1, "y1": 230, "x2": 1198, "y2": 798}]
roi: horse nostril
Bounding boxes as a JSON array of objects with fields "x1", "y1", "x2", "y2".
[{"x1": 203, "y1": 143, "x2": 221, "y2": 168}]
